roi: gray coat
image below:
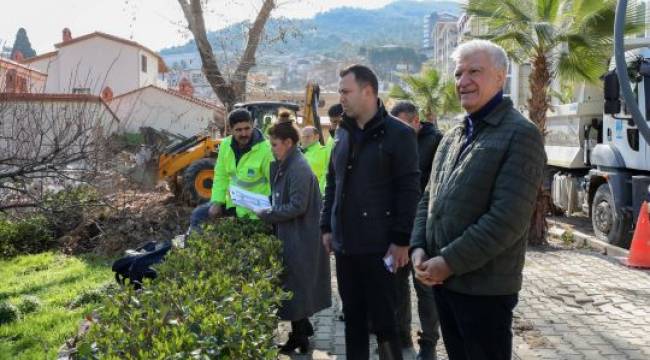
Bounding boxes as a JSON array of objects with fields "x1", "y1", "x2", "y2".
[{"x1": 259, "y1": 147, "x2": 332, "y2": 321}]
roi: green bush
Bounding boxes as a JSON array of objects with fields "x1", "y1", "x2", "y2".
[
  {"x1": 78, "y1": 218, "x2": 288, "y2": 359},
  {"x1": 43, "y1": 185, "x2": 101, "y2": 237},
  {"x1": 0, "y1": 216, "x2": 55, "y2": 258},
  {"x1": 0, "y1": 301, "x2": 20, "y2": 325},
  {"x1": 17, "y1": 295, "x2": 41, "y2": 314},
  {"x1": 68, "y1": 289, "x2": 104, "y2": 309}
]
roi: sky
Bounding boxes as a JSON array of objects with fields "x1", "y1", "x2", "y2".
[{"x1": 0, "y1": 0, "x2": 403, "y2": 54}]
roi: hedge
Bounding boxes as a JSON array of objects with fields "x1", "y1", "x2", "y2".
[
  {"x1": 0, "y1": 215, "x2": 55, "y2": 258},
  {"x1": 77, "y1": 219, "x2": 289, "y2": 359}
]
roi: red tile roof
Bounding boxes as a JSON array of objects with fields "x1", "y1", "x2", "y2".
[
  {"x1": 111, "y1": 85, "x2": 224, "y2": 112},
  {"x1": 18, "y1": 50, "x2": 58, "y2": 64},
  {"x1": 0, "y1": 58, "x2": 47, "y2": 76},
  {"x1": 53, "y1": 32, "x2": 168, "y2": 73},
  {"x1": 20, "y1": 32, "x2": 168, "y2": 73},
  {"x1": 0, "y1": 93, "x2": 120, "y2": 122}
]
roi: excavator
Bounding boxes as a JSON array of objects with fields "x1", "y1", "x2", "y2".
[{"x1": 156, "y1": 82, "x2": 324, "y2": 204}]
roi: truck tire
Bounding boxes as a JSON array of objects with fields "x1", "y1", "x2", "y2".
[
  {"x1": 183, "y1": 158, "x2": 215, "y2": 205},
  {"x1": 591, "y1": 183, "x2": 632, "y2": 248}
]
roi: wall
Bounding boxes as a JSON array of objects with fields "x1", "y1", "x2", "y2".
[{"x1": 109, "y1": 87, "x2": 215, "y2": 137}]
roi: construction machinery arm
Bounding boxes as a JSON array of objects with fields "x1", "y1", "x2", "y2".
[{"x1": 304, "y1": 82, "x2": 325, "y2": 145}]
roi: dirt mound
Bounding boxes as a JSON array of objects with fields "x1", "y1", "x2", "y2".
[{"x1": 59, "y1": 186, "x2": 193, "y2": 256}]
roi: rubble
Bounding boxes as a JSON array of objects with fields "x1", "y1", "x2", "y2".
[{"x1": 59, "y1": 186, "x2": 193, "y2": 256}]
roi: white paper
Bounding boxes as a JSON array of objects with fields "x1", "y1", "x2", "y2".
[
  {"x1": 383, "y1": 254, "x2": 395, "y2": 273},
  {"x1": 229, "y1": 185, "x2": 271, "y2": 212}
]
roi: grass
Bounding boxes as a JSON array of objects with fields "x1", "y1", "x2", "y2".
[{"x1": 0, "y1": 252, "x2": 113, "y2": 360}]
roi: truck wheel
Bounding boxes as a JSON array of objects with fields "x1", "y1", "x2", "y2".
[
  {"x1": 183, "y1": 158, "x2": 215, "y2": 205},
  {"x1": 591, "y1": 183, "x2": 632, "y2": 248}
]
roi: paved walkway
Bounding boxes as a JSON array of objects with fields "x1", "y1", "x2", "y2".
[{"x1": 278, "y1": 243, "x2": 650, "y2": 359}]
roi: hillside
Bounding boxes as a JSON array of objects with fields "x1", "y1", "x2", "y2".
[{"x1": 160, "y1": 0, "x2": 461, "y2": 59}]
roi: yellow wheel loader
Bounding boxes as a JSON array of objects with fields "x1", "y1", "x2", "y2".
[{"x1": 158, "y1": 83, "x2": 322, "y2": 204}]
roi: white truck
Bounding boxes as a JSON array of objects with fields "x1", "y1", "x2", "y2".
[{"x1": 546, "y1": 36, "x2": 650, "y2": 248}]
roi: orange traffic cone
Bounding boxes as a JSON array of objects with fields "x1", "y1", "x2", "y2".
[{"x1": 626, "y1": 201, "x2": 650, "y2": 268}]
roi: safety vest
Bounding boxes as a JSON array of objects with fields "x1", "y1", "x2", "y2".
[
  {"x1": 303, "y1": 141, "x2": 330, "y2": 194},
  {"x1": 210, "y1": 135, "x2": 272, "y2": 219}
]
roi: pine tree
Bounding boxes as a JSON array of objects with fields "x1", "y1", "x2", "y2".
[{"x1": 11, "y1": 28, "x2": 36, "y2": 59}]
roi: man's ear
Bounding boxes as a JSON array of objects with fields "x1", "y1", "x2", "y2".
[
  {"x1": 497, "y1": 69, "x2": 507, "y2": 87},
  {"x1": 362, "y1": 84, "x2": 373, "y2": 98}
]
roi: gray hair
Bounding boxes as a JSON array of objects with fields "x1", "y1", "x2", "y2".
[{"x1": 451, "y1": 40, "x2": 508, "y2": 71}]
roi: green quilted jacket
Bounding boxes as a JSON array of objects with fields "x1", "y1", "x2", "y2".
[{"x1": 411, "y1": 98, "x2": 546, "y2": 295}]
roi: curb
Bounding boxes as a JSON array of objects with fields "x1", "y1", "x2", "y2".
[{"x1": 547, "y1": 219, "x2": 629, "y2": 259}]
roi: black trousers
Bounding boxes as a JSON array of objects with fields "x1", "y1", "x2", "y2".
[
  {"x1": 434, "y1": 286, "x2": 518, "y2": 360},
  {"x1": 335, "y1": 252, "x2": 401, "y2": 359}
]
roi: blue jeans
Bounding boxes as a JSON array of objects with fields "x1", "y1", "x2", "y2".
[
  {"x1": 189, "y1": 203, "x2": 235, "y2": 234},
  {"x1": 189, "y1": 203, "x2": 211, "y2": 234}
]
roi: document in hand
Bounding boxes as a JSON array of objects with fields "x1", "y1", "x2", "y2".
[{"x1": 229, "y1": 185, "x2": 271, "y2": 212}]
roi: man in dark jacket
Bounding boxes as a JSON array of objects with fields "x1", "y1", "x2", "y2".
[
  {"x1": 391, "y1": 101, "x2": 442, "y2": 360},
  {"x1": 321, "y1": 65, "x2": 420, "y2": 360},
  {"x1": 410, "y1": 40, "x2": 546, "y2": 360}
]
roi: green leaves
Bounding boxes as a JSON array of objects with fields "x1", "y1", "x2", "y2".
[
  {"x1": 466, "y1": 0, "x2": 646, "y2": 85},
  {"x1": 389, "y1": 67, "x2": 461, "y2": 119},
  {"x1": 79, "y1": 218, "x2": 286, "y2": 359},
  {"x1": 0, "y1": 215, "x2": 55, "y2": 258}
]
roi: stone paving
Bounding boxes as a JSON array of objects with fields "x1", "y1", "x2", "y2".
[{"x1": 278, "y1": 242, "x2": 650, "y2": 360}]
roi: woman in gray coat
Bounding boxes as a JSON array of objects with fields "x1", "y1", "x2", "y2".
[{"x1": 256, "y1": 119, "x2": 332, "y2": 354}]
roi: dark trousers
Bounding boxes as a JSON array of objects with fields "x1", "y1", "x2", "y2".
[
  {"x1": 396, "y1": 264, "x2": 440, "y2": 346},
  {"x1": 290, "y1": 318, "x2": 313, "y2": 337},
  {"x1": 434, "y1": 286, "x2": 518, "y2": 360},
  {"x1": 335, "y1": 253, "x2": 402, "y2": 360}
]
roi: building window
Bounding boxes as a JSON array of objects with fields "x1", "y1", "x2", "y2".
[
  {"x1": 141, "y1": 55, "x2": 148, "y2": 73},
  {"x1": 72, "y1": 88, "x2": 91, "y2": 94}
]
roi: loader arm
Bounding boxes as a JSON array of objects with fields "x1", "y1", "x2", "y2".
[{"x1": 303, "y1": 81, "x2": 325, "y2": 145}]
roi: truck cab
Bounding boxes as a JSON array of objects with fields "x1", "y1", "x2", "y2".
[{"x1": 547, "y1": 41, "x2": 650, "y2": 247}]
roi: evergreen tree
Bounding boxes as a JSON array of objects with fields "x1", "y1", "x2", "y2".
[{"x1": 11, "y1": 28, "x2": 36, "y2": 59}]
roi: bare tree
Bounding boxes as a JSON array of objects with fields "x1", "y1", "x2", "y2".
[
  {"x1": 0, "y1": 93, "x2": 117, "y2": 212},
  {"x1": 177, "y1": 0, "x2": 276, "y2": 110}
]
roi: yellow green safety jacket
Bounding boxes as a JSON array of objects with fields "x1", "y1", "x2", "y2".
[
  {"x1": 210, "y1": 129, "x2": 272, "y2": 219},
  {"x1": 302, "y1": 141, "x2": 330, "y2": 194}
]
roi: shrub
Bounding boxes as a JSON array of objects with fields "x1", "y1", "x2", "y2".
[
  {"x1": 17, "y1": 295, "x2": 41, "y2": 314},
  {"x1": 0, "y1": 215, "x2": 55, "y2": 258},
  {"x1": 0, "y1": 302, "x2": 20, "y2": 325},
  {"x1": 69, "y1": 289, "x2": 104, "y2": 309},
  {"x1": 78, "y1": 218, "x2": 288, "y2": 359},
  {"x1": 43, "y1": 185, "x2": 101, "y2": 237}
]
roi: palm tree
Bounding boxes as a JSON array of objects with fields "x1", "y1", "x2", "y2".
[
  {"x1": 389, "y1": 67, "x2": 461, "y2": 122},
  {"x1": 466, "y1": 0, "x2": 645, "y2": 245}
]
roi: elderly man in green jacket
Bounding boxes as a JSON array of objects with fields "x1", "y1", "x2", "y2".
[
  {"x1": 300, "y1": 126, "x2": 329, "y2": 194},
  {"x1": 410, "y1": 40, "x2": 546, "y2": 360}
]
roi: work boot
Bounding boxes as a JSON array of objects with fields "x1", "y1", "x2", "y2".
[
  {"x1": 377, "y1": 340, "x2": 403, "y2": 360},
  {"x1": 279, "y1": 318, "x2": 312, "y2": 354},
  {"x1": 416, "y1": 340, "x2": 436, "y2": 360},
  {"x1": 278, "y1": 332, "x2": 309, "y2": 354}
]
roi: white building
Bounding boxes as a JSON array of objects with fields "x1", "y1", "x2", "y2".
[
  {"x1": 20, "y1": 29, "x2": 168, "y2": 100},
  {"x1": 0, "y1": 57, "x2": 47, "y2": 93},
  {"x1": 432, "y1": 14, "x2": 459, "y2": 79},
  {"x1": 0, "y1": 92, "x2": 120, "y2": 156},
  {"x1": 108, "y1": 85, "x2": 224, "y2": 137}
]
